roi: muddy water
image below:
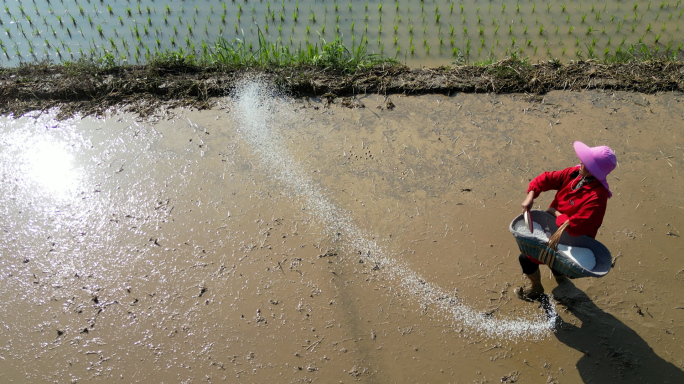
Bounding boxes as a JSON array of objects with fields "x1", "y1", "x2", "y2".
[
  {"x1": 2, "y1": 0, "x2": 683, "y2": 67},
  {"x1": 1, "y1": 85, "x2": 684, "y2": 382}
]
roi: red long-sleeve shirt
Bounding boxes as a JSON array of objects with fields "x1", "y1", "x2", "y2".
[{"x1": 527, "y1": 165, "x2": 609, "y2": 239}]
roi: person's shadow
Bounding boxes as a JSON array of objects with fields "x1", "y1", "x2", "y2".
[{"x1": 546, "y1": 280, "x2": 684, "y2": 383}]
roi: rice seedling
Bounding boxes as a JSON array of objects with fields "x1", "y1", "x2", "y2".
[
  {"x1": 539, "y1": 24, "x2": 544, "y2": 35},
  {"x1": 647, "y1": 22, "x2": 652, "y2": 32}
]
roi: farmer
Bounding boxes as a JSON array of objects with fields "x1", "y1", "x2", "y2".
[{"x1": 516, "y1": 141, "x2": 617, "y2": 301}]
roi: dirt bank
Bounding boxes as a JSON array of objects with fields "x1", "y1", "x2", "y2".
[{"x1": 1, "y1": 59, "x2": 683, "y2": 119}]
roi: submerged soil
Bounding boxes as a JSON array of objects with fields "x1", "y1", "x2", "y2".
[
  {"x1": 1, "y1": 59, "x2": 683, "y2": 119},
  {"x1": 0, "y1": 75, "x2": 683, "y2": 383}
]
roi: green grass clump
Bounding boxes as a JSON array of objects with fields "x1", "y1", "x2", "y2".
[{"x1": 187, "y1": 30, "x2": 397, "y2": 73}]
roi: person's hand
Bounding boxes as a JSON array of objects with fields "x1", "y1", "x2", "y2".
[{"x1": 521, "y1": 191, "x2": 535, "y2": 213}]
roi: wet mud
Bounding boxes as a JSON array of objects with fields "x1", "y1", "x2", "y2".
[{"x1": 1, "y1": 84, "x2": 683, "y2": 383}]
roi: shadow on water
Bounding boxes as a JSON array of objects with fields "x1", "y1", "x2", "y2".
[{"x1": 548, "y1": 281, "x2": 684, "y2": 384}]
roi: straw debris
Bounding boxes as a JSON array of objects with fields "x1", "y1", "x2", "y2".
[{"x1": 1, "y1": 59, "x2": 683, "y2": 119}]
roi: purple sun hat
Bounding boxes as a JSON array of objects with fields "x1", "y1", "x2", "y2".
[{"x1": 574, "y1": 141, "x2": 617, "y2": 197}]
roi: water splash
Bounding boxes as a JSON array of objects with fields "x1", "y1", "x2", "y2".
[{"x1": 229, "y1": 77, "x2": 557, "y2": 339}]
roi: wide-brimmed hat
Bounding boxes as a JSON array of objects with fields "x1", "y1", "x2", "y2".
[{"x1": 574, "y1": 141, "x2": 617, "y2": 197}]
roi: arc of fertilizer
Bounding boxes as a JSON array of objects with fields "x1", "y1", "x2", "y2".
[{"x1": 229, "y1": 79, "x2": 557, "y2": 340}]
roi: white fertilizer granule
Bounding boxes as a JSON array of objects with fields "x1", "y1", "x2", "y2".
[
  {"x1": 557, "y1": 245, "x2": 596, "y2": 270},
  {"x1": 515, "y1": 220, "x2": 596, "y2": 270},
  {"x1": 514, "y1": 220, "x2": 550, "y2": 241}
]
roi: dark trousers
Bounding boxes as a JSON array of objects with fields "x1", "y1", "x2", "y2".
[{"x1": 519, "y1": 253, "x2": 562, "y2": 276}]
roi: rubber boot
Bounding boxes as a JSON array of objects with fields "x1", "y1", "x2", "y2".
[{"x1": 516, "y1": 270, "x2": 544, "y2": 301}]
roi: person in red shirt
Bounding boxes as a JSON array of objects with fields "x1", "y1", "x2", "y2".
[{"x1": 516, "y1": 141, "x2": 617, "y2": 301}]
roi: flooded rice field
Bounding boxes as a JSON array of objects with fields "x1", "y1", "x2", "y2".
[
  {"x1": 1, "y1": 81, "x2": 684, "y2": 382},
  {"x1": 1, "y1": 0, "x2": 683, "y2": 67}
]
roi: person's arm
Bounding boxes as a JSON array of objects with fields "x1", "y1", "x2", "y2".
[
  {"x1": 527, "y1": 167, "x2": 575, "y2": 199},
  {"x1": 524, "y1": 167, "x2": 575, "y2": 212}
]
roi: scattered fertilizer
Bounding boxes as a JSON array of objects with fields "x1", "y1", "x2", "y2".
[{"x1": 229, "y1": 78, "x2": 556, "y2": 340}]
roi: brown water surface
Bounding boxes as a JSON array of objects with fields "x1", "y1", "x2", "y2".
[{"x1": 1, "y1": 86, "x2": 683, "y2": 383}]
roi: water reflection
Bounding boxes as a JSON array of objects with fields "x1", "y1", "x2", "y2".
[{"x1": 23, "y1": 139, "x2": 80, "y2": 198}]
